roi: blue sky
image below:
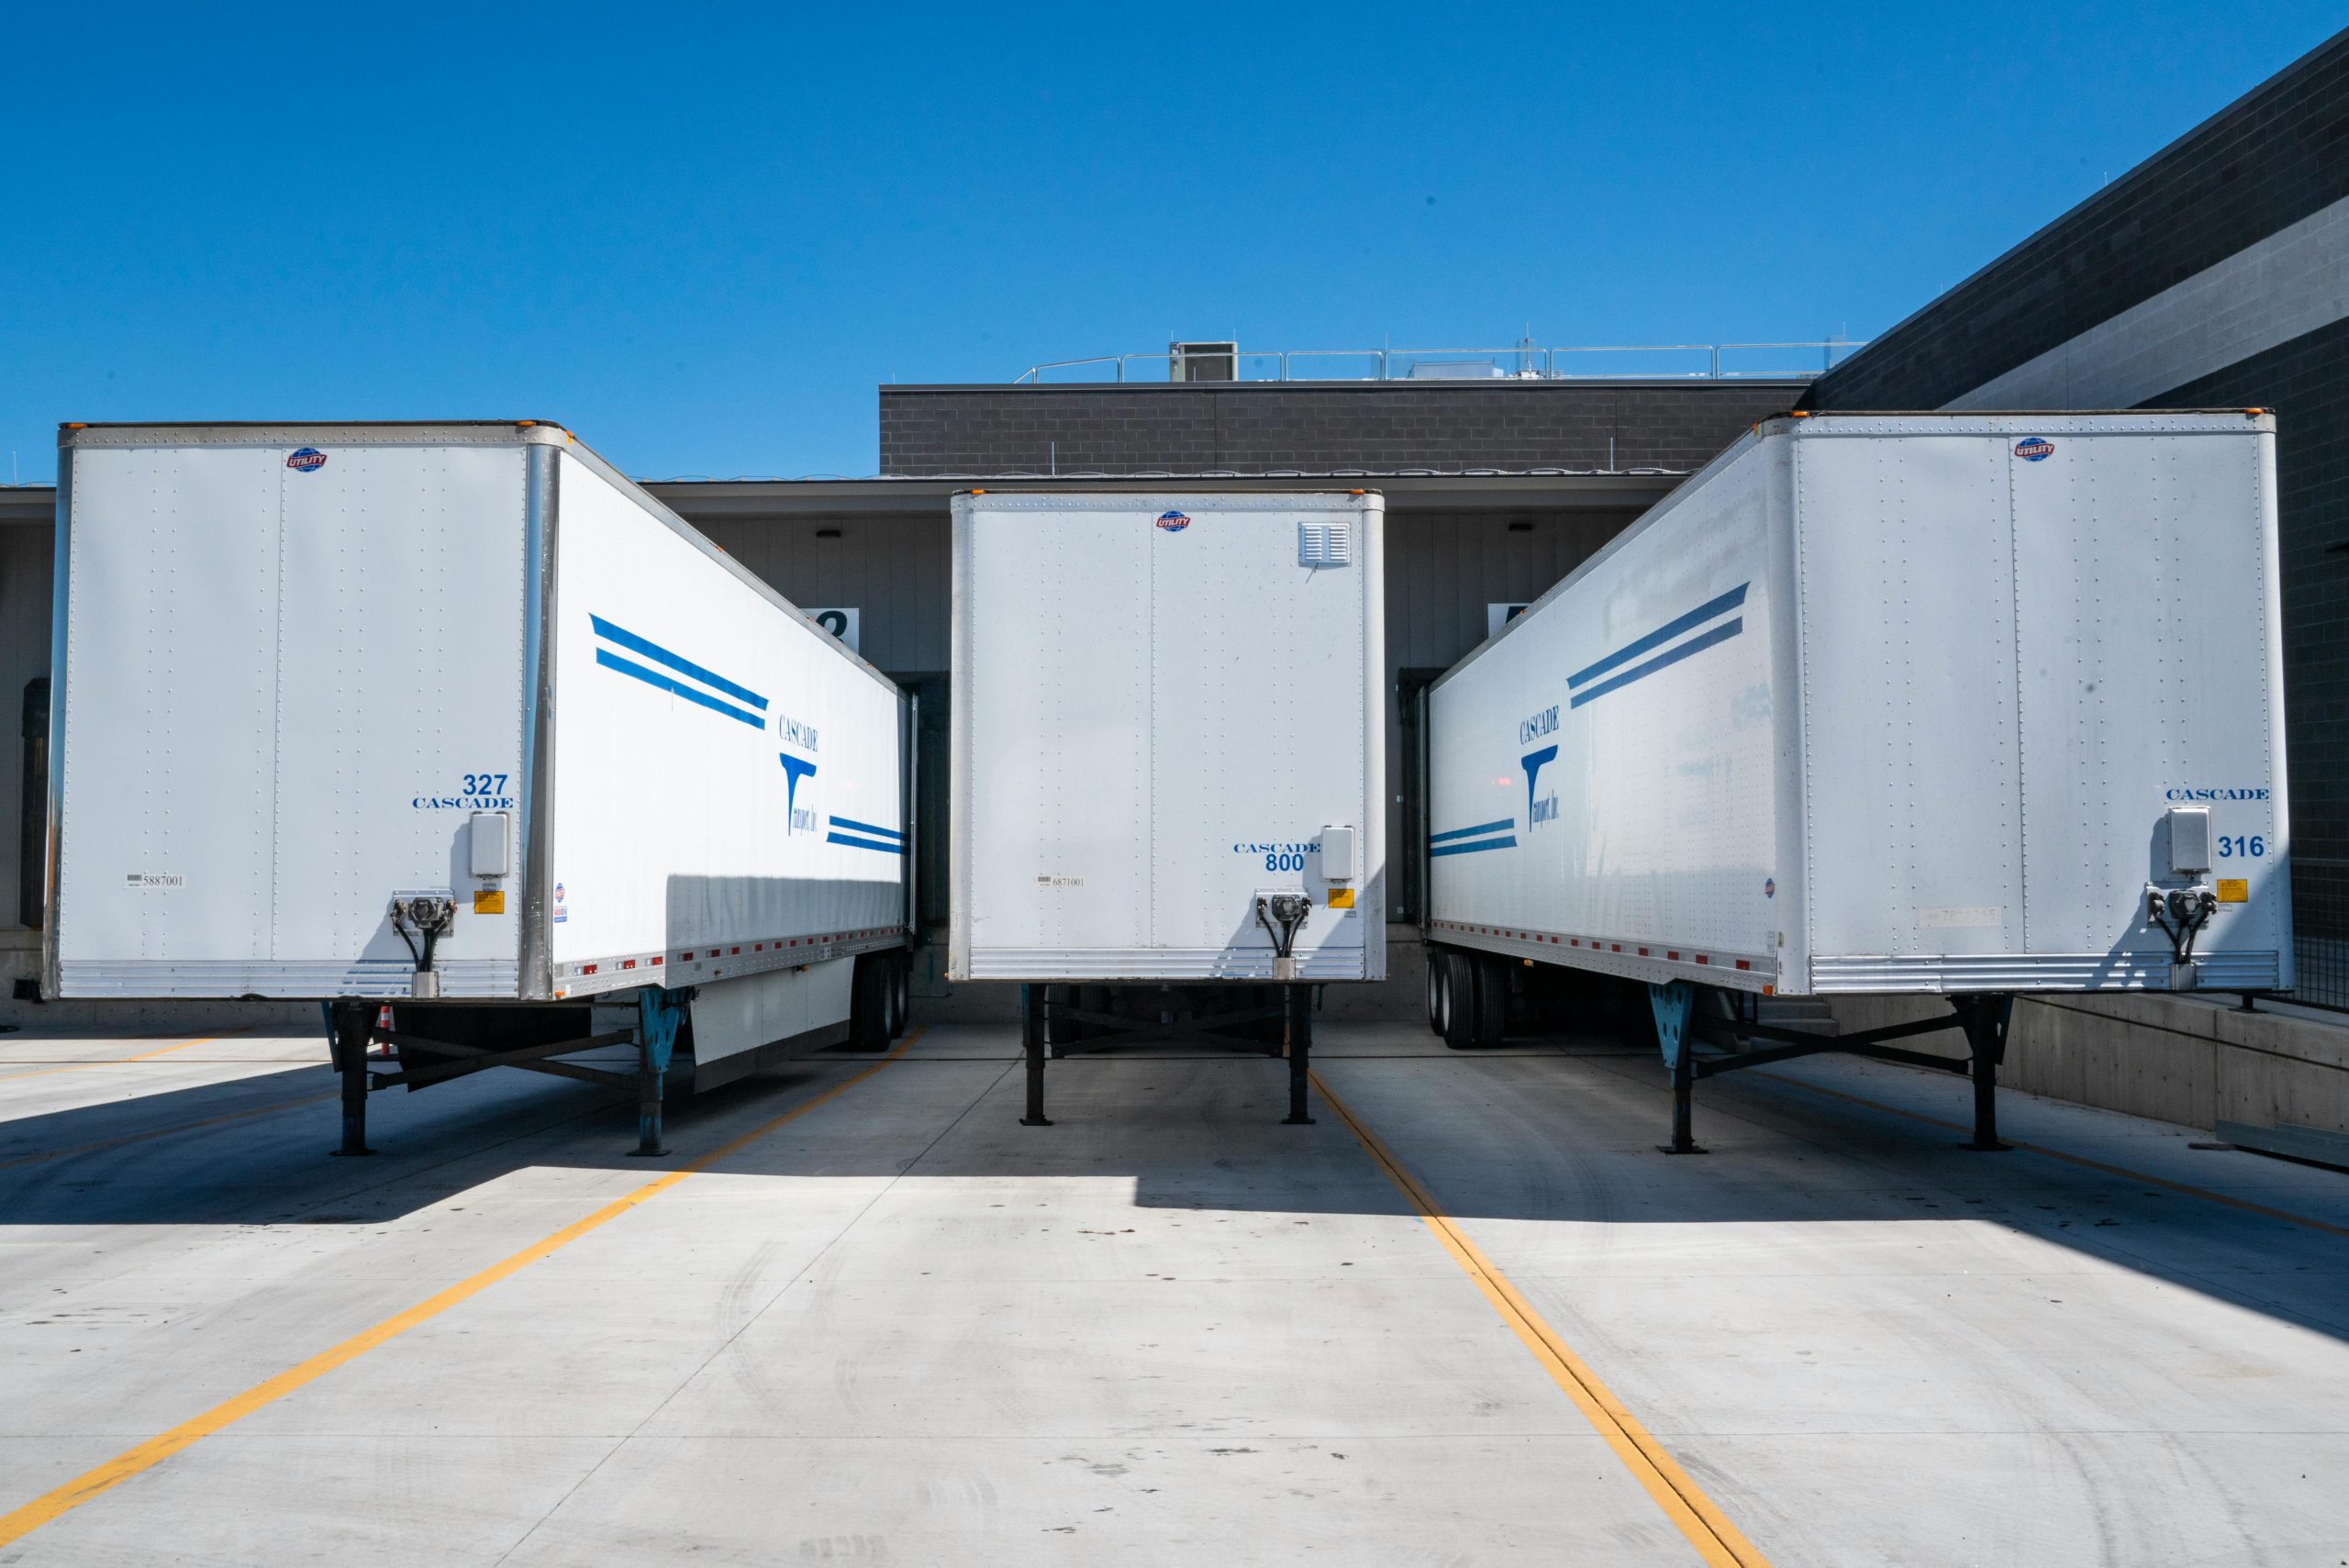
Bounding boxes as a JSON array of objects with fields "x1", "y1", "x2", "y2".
[{"x1": 1, "y1": 3, "x2": 2340, "y2": 481}]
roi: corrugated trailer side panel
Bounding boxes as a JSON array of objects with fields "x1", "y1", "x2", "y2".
[
  {"x1": 1427, "y1": 438, "x2": 1783, "y2": 991},
  {"x1": 50, "y1": 429, "x2": 532, "y2": 998},
  {"x1": 545, "y1": 448, "x2": 908, "y2": 1002}
]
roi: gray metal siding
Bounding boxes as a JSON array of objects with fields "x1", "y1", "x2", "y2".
[
  {"x1": 1, "y1": 523, "x2": 52, "y2": 929},
  {"x1": 1382, "y1": 509, "x2": 1640, "y2": 918},
  {"x1": 693, "y1": 512, "x2": 952, "y2": 675}
]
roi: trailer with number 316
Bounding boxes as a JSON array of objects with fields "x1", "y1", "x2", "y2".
[{"x1": 1421, "y1": 412, "x2": 2290, "y2": 1151}]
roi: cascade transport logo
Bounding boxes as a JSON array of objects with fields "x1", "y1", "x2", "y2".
[
  {"x1": 1155, "y1": 510, "x2": 1191, "y2": 532},
  {"x1": 286, "y1": 448, "x2": 328, "y2": 472},
  {"x1": 1522, "y1": 744, "x2": 1559, "y2": 828},
  {"x1": 2014, "y1": 437, "x2": 2054, "y2": 462}
]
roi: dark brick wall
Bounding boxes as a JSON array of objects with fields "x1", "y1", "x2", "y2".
[
  {"x1": 2151, "y1": 319, "x2": 2349, "y2": 878},
  {"x1": 878, "y1": 382, "x2": 1801, "y2": 477},
  {"x1": 1805, "y1": 28, "x2": 2349, "y2": 413}
]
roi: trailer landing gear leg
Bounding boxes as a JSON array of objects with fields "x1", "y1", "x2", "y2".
[
  {"x1": 327, "y1": 1000, "x2": 374, "y2": 1157},
  {"x1": 1650, "y1": 980, "x2": 1705, "y2": 1154},
  {"x1": 1283, "y1": 983, "x2": 1315, "y2": 1125},
  {"x1": 631, "y1": 986, "x2": 685, "y2": 1157},
  {"x1": 1954, "y1": 994, "x2": 2012, "y2": 1152},
  {"x1": 1020, "y1": 983, "x2": 1052, "y2": 1127}
]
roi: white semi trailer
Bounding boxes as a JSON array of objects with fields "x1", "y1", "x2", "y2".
[
  {"x1": 1422, "y1": 411, "x2": 2290, "y2": 1151},
  {"x1": 950, "y1": 489, "x2": 1386, "y2": 1125},
  {"x1": 44, "y1": 421, "x2": 914, "y2": 1154}
]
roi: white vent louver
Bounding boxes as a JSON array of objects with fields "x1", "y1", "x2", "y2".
[{"x1": 1298, "y1": 521, "x2": 1352, "y2": 568}]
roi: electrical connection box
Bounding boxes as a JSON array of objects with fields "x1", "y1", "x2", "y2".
[{"x1": 468, "y1": 811, "x2": 512, "y2": 880}]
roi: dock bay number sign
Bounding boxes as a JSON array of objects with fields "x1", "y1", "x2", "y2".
[{"x1": 807, "y1": 607, "x2": 860, "y2": 654}]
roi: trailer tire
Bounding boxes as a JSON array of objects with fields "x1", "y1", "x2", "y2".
[
  {"x1": 1426, "y1": 951, "x2": 1445, "y2": 1034},
  {"x1": 888, "y1": 952, "x2": 912, "y2": 1038},
  {"x1": 1471, "y1": 954, "x2": 1509, "y2": 1050},
  {"x1": 1440, "y1": 951, "x2": 1479, "y2": 1050},
  {"x1": 847, "y1": 954, "x2": 891, "y2": 1051},
  {"x1": 878, "y1": 954, "x2": 902, "y2": 1039}
]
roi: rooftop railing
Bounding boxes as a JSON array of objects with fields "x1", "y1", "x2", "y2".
[{"x1": 1012, "y1": 340, "x2": 1868, "y2": 384}]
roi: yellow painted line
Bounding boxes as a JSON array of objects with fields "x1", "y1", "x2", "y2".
[
  {"x1": 0, "y1": 1029, "x2": 921, "y2": 1550},
  {"x1": 0, "y1": 1032, "x2": 247, "y2": 1083},
  {"x1": 1313, "y1": 1069, "x2": 1773, "y2": 1568},
  {"x1": 1752, "y1": 1071, "x2": 2349, "y2": 1242}
]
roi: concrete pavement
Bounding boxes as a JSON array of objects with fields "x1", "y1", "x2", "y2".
[{"x1": 1, "y1": 1018, "x2": 2344, "y2": 1564}]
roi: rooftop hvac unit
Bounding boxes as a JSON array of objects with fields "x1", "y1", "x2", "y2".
[{"x1": 1170, "y1": 341, "x2": 1238, "y2": 381}]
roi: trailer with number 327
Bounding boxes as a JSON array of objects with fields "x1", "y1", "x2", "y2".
[{"x1": 44, "y1": 421, "x2": 916, "y2": 1153}]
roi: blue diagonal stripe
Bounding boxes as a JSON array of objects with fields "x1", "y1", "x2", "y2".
[
  {"x1": 590, "y1": 615, "x2": 768, "y2": 711},
  {"x1": 1431, "y1": 818, "x2": 1514, "y2": 843},
  {"x1": 1569, "y1": 619, "x2": 1742, "y2": 709},
  {"x1": 829, "y1": 815, "x2": 903, "y2": 840},
  {"x1": 827, "y1": 831, "x2": 907, "y2": 855},
  {"x1": 1431, "y1": 836, "x2": 1517, "y2": 856},
  {"x1": 1569, "y1": 583, "x2": 1749, "y2": 689},
  {"x1": 596, "y1": 649, "x2": 767, "y2": 728}
]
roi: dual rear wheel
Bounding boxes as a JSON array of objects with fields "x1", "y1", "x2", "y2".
[
  {"x1": 849, "y1": 950, "x2": 914, "y2": 1051},
  {"x1": 1427, "y1": 948, "x2": 1509, "y2": 1050}
]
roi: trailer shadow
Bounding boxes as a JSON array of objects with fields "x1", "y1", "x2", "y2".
[{"x1": 2, "y1": 1022, "x2": 2343, "y2": 1347}]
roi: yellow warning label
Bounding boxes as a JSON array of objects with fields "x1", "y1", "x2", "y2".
[
  {"x1": 1327, "y1": 887, "x2": 1355, "y2": 908},
  {"x1": 473, "y1": 889, "x2": 507, "y2": 915},
  {"x1": 2216, "y1": 879, "x2": 2249, "y2": 904}
]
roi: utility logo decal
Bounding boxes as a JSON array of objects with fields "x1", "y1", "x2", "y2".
[
  {"x1": 1155, "y1": 510, "x2": 1191, "y2": 532},
  {"x1": 552, "y1": 882, "x2": 568, "y2": 924},
  {"x1": 286, "y1": 448, "x2": 328, "y2": 472},
  {"x1": 2014, "y1": 437, "x2": 2054, "y2": 462},
  {"x1": 1765, "y1": 877, "x2": 1776, "y2": 899}
]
